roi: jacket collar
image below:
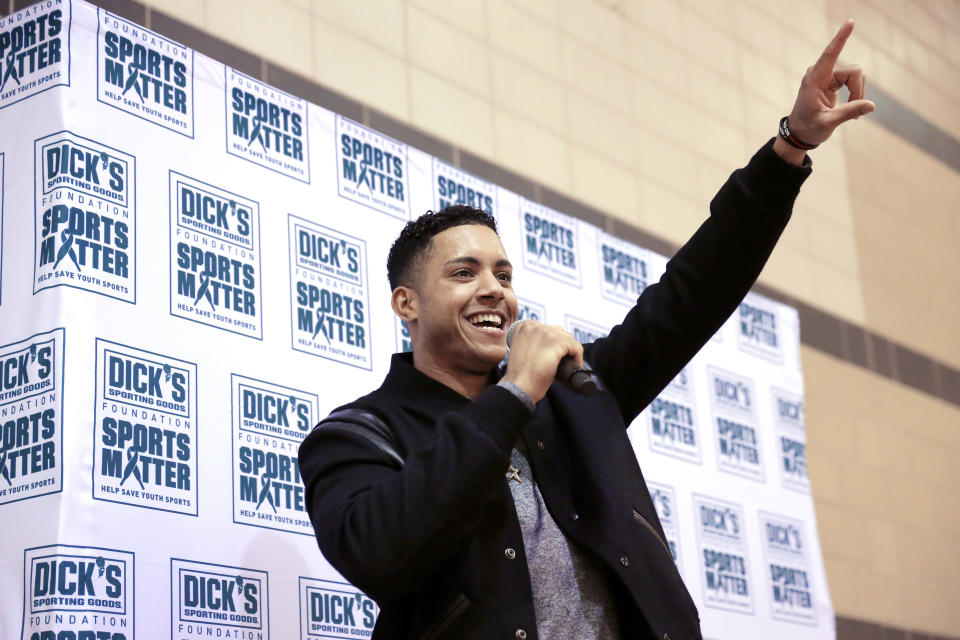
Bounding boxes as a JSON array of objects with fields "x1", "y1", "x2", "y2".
[{"x1": 380, "y1": 352, "x2": 503, "y2": 413}]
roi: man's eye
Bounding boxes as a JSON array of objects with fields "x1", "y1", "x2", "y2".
[
  {"x1": 497, "y1": 272, "x2": 513, "y2": 282},
  {"x1": 453, "y1": 269, "x2": 472, "y2": 277}
]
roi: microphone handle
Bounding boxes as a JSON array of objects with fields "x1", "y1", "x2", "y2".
[
  {"x1": 557, "y1": 356, "x2": 598, "y2": 397},
  {"x1": 507, "y1": 320, "x2": 598, "y2": 397}
]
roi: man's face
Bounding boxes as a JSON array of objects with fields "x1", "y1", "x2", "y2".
[{"x1": 407, "y1": 224, "x2": 517, "y2": 374}]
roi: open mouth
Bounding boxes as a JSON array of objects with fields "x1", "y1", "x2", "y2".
[{"x1": 466, "y1": 311, "x2": 506, "y2": 334}]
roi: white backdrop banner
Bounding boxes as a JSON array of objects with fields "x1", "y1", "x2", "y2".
[{"x1": 0, "y1": 2, "x2": 834, "y2": 639}]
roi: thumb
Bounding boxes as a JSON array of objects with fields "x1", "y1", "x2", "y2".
[{"x1": 826, "y1": 99, "x2": 876, "y2": 127}]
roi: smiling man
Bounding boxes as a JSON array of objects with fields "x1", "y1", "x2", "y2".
[{"x1": 299, "y1": 21, "x2": 874, "y2": 640}]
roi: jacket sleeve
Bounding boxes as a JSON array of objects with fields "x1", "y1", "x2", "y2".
[
  {"x1": 298, "y1": 385, "x2": 531, "y2": 602},
  {"x1": 584, "y1": 138, "x2": 812, "y2": 423}
]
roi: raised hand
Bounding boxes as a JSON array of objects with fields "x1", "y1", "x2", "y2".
[{"x1": 785, "y1": 19, "x2": 876, "y2": 147}]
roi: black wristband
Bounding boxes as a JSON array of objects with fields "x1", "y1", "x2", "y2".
[{"x1": 778, "y1": 116, "x2": 819, "y2": 151}]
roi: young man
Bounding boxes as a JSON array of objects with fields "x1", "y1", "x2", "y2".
[{"x1": 299, "y1": 21, "x2": 873, "y2": 640}]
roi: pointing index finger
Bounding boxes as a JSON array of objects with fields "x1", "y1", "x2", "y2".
[{"x1": 811, "y1": 19, "x2": 855, "y2": 84}]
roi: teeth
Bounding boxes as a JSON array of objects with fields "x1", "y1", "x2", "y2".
[{"x1": 468, "y1": 312, "x2": 503, "y2": 327}]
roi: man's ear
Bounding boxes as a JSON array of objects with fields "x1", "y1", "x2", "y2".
[{"x1": 391, "y1": 286, "x2": 418, "y2": 325}]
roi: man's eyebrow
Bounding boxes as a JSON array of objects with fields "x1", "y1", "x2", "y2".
[{"x1": 443, "y1": 256, "x2": 513, "y2": 269}]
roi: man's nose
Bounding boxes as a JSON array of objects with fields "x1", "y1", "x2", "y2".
[{"x1": 476, "y1": 270, "x2": 504, "y2": 298}]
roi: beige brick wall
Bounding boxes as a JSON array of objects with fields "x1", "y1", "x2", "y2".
[
  {"x1": 833, "y1": 0, "x2": 960, "y2": 140},
  {"x1": 135, "y1": 0, "x2": 960, "y2": 634},
  {"x1": 804, "y1": 346, "x2": 960, "y2": 635},
  {"x1": 827, "y1": 0, "x2": 960, "y2": 370},
  {"x1": 845, "y1": 119, "x2": 960, "y2": 369}
]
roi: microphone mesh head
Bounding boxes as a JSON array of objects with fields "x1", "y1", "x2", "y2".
[{"x1": 505, "y1": 320, "x2": 524, "y2": 348}]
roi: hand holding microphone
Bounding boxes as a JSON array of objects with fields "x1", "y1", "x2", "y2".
[{"x1": 503, "y1": 320, "x2": 598, "y2": 402}]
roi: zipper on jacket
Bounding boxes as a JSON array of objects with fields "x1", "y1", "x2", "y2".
[
  {"x1": 421, "y1": 593, "x2": 470, "y2": 640},
  {"x1": 633, "y1": 508, "x2": 673, "y2": 559}
]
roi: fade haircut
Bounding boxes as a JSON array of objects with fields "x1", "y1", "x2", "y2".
[{"x1": 387, "y1": 205, "x2": 498, "y2": 290}]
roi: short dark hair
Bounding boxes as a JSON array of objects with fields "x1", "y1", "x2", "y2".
[{"x1": 387, "y1": 205, "x2": 497, "y2": 290}]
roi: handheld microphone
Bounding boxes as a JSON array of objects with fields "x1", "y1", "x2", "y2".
[{"x1": 505, "y1": 320, "x2": 598, "y2": 397}]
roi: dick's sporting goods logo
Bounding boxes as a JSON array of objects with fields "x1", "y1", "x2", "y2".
[
  {"x1": 231, "y1": 374, "x2": 318, "y2": 535},
  {"x1": 0, "y1": 328, "x2": 64, "y2": 506},
  {"x1": 169, "y1": 172, "x2": 262, "y2": 339},
  {"x1": 759, "y1": 511, "x2": 816, "y2": 625},
  {"x1": 693, "y1": 494, "x2": 754, "y2": 615},
  {"x1": 336, "y1": 115, "x2": 408, "y2": 220},
  {"x1": 599, "y1": 230, "x2": 649, "y2": 306},
  {"x1": 93, "y1": 339, "x2": 198, "y2": 516},
  {"x1": 299, "y1": 577, "x2": 378, "y2": 639},
  {"x1": 648, "y1": 481, "x2": 681, "y2": 568},
  {"x1": 772, "y1": 387, "x2": 809, "y2": 492},
  {"x1": 226, "y1": 68, "x2": 308, "y2": 182},
  {"x1": 737, "y1": 295, "x2": 783, "y2": 363},
  {"x1": 647, "y1": 367, "x2": 700, "y2": 465},
  {"x1": 517, "y1": 298, "x2": 545, "y2": 323},
  {"x1": 565, "y1": 315, "x2": 606, "y2": 346},
  {"x1": 520, "y1": 198, "x2": 580, "y2": 287},
  {"x1": 666, "y1": 366, "x2": 691, "y2": 395},
  {"x1": 0, "y1": 0, "x2": 70, "y2": 110},
  {"x1": 97, "y1": 10, "x2": 193, "y2": 136},
  {"x1": 708, "y1": 367, "x2": 764, "y2": 482},
  {"x1": 433, "y1": 158, "x2": 495, "y2": 218},
  {"x1": 21, "y1": 543, "x2": 134, "y2": 640},
  {"x1": 289, "y1": 215, "x2": 371, "y2": 370},
  {"x1": 34, "y1": 130, "x2": 136, "y2": 303},
  {"x1": 171, "y1": 558, "x2": 269, "y2": 639}
]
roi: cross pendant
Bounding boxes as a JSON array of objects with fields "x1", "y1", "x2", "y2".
[{"x1": 506, "y1": 465, "x2": 522, "y2": 484}]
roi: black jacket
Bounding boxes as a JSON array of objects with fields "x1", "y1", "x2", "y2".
[{"x1": 298, "y1": 140, "x2": 811, "y2": 639}]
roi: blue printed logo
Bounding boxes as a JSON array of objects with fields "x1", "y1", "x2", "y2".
[
  {"x1": 762, "y1": 514, "x2": 804, "y2": 558},
  {"x1": 169, "y1": 172, "x2": 262, "y2": 339},
  {"x1": 648, "y1": 481, "x2": 681, "y2": 567},
  {"x1": 759, "y1": 511, "x2": 816, "y2": 625},
  {"x1": 21, "y1": 543, "x2": 134, "y2": 640},
  {"x1": 289, "y1": 215, "x2": 371, "y2": 370},
  {"x1": 433, "y1": 158, "x2": 495, "y2": 218},
  {"x1": 707, "y1": 367, "x2": 764, "y2": 482},
  {"x1": 564, "y1": 315, "x2": 606, "y2": 346},
  {"x1": 0, "y1": 0, "x2": 71, "y2": 110},
  {"x1": 693, "y1": 494, "x2": 754, "y2": 614},
  {"x1": 97, "y1": 10, "x2": 193, "y2": 136},
  {"x1": 171, "y1": 558, "x2": 269, "y2": 639},
  {"x1": 394, "y1": 316, "x2": 412, "y2": 353},
  {"x1": 647, "y1": 396, "x2": 700, "y2": 464},
  {"x1": 709, "y1": 367, "x2": 753, "y2": 414},
  {"x1": 737, "y1": 296, "x2": 783, "y2": 363},
  {"x1": 598, "y1": 231, "x2": 648, "y2": 305},
  {"x1": 93, "y1": 339, "x2": 197, "y2": 516},
  {"x1": 520, "y1": 198, "x2": 580, "y2": 287},
  {"x1": 231, "y1": 374, "x2": 318, "y2": 535},
  {"x1": 517, "y1": 298, "x2": 546, "y2": 323},
  {"x1": 299, "y1": 577, "x2": 378, "y2": 639},
  {"x1": 666, "y1": 366, "x2": 691, "y2": 395},
  {"x1": 0, "y1": 328, "x2": 64, "y2": 506},
  {"x1": 772, "y1": 387, "x2": 808, "y2": 493},
  {"x1": 646, "y1": 367, "x2": 700, "y2": 465},
  {"x1": 226, "y1": 68, "x2": 309, "y2": 182},
  {"x1": 336, "y1": 115, "x2": 408, "y2": 219},
  {"x1": 34, "y1": 130, "x2": 136, "y2": 303}
]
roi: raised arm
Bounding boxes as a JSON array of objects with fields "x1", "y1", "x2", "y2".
[{"x1": 586, "y1": 19, "x2": 873, "y2": 422}]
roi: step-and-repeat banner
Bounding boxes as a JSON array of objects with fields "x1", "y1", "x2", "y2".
[{"x1": 0, "y1": 2, "x2": 833, "y2": 639}]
